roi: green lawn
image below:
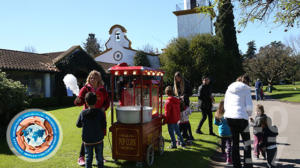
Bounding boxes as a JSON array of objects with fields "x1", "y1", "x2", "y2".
[
  {"x1": 263, "y1": 82, "x2": 300, "y2": 102},
  {"x1": 0, "y1": 100, "x2": 219, "y2": 168},
  {"x1": 189, "y1": 96, "x2": 224, "y2": 103}
]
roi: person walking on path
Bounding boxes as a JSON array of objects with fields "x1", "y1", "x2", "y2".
[
  {"x1": 214, "y1": 100, "x2": 232, "y2": 165},
  {"x1": 261, "y1": 117, "x2": 278, "y2": 168},
  {"x1": 224, "y1": 75, "x2": 253, "y2": 168},
  {"x1": 250, "y1": 104, "x2": 267, "y2": 159},
  {"x1": 74, "y1": 70, "x2": 110, "y2": 166},
  {"x1": 196, "y1": 76, "x2": 216, "y2": 136},
  {"x1": 255, "y1": 78, "x2": 263, "y2": 101}
]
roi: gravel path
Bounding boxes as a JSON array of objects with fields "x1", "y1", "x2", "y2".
[{"x1": 210, "y1": 98, "x2": 300, "y2": 168}]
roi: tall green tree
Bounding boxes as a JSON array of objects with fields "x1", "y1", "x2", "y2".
[
  {"x1": 161, "y1": 35, "x2": 230, "y2": 92},
  {"x1": 215, "y1": 0, "x2": 243, "y2": 81},
  {"x1": 160, "y1": 38, "x2": 193, "y2": 86},
  {"x1": 190, "y1": 34, "x2": 229, "y2": 91},
  {"x1": 133, "y1": 50, "x2": 151, "y2": 67},
  {"x1": 83, "y1": 33, "x2": 102, "y2": 57},
  {"x1": 244, "y1": 41, "x2": 297, "y2": 84},
  {"x1": 243, "y1": 40, "x2": 257, "y2": 60}
]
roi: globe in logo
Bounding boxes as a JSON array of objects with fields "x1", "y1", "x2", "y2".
[{"x1": 7, "y1": 109, "x2": 62, "y2": 162}]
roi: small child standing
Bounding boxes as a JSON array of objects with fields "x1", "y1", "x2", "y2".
[
  {"x1": 261, "y1": 116, "x2": 278, "y2": 168},
  {"x1": 214, "y1": 100, "x2": 232, "y2": 164},
  {"x1": 164, "y1": 86, "x2": 186, "y2": 148},
  {"x1": 76, "y1": 92, "x2": 107, "y2": 168},
  {"x1": 179, "y1": 106, "x2": 194, "y2": 144},
  {"x1": 250, "y1": 104, "x2": 267, "y2": 159}
]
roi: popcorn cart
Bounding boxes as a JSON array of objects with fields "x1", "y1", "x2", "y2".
[{"x1": 108, "y1": 63, "x2": 165, "y2": 166}]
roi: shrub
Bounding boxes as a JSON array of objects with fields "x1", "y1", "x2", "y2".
[
  {"x1": 0, "y1": 71, "x2": 28, "y2": 138},
  {"x1": 29, "y1": 96, "x2": 75, "y2": 108},
  {"x1": 134, "y1": 50, "x2": 151, "y2": 67}
]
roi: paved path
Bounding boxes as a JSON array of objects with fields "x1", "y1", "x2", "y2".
[{"x1": 210, "y1": 99, "x2": 300, "y2": 168}]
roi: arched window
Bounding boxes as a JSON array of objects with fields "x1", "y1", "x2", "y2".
[{"x1": 115, "y1": 31, "x2": 121, "y2": 41}]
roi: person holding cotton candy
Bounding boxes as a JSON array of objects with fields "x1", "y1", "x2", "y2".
[{"x1": 74, "y1": 70, "x2": 110, "y2": 166}]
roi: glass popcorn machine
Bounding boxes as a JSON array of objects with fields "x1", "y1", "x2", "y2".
[{"x1": 108, "y1": 63, "x2": 165, "y2": 166}]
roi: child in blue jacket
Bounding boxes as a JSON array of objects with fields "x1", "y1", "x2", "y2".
[{"x1": 214, "y1": 100, "x2": 232, "y2": 164}]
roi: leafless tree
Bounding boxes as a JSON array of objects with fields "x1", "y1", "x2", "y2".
[
  {"x1": 285, "y1": 34, "x2": 300, "y2": 55},
  {"x1": 24, "y1": 45, "x2": 37, "y2": 53}
]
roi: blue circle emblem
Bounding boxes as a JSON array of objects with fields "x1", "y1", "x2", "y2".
[{"x1": 6, "y1": 109, "x2": 62, "y2": 162}]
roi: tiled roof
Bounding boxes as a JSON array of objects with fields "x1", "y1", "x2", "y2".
[
  {"x1": 43, "y1": 51, "x2": 64, "y2": 60},
  {"x1": 0, "y1": 49, "x2": 59, "y2": 72},
  {"x1": 52, "y1": 45, "x2": 81, "y2": 63},
  {"x1": 97, "y1": 61, "x2": 116, "y2": 72}
]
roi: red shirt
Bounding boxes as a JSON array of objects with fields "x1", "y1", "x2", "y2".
[
  {"x1": 164, "y1": 96, "x2": 181, "y2": 124},
  {"x1": 119, "y1": 88, "x2": 134, "y2": 106},
  {"x1": 74, "y1": 84, "x2": 110, "y2": 111}
]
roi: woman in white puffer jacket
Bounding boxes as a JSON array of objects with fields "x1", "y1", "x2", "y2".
[{"x1": 224, "y1": 75, "x2": 253, "y2": 168}]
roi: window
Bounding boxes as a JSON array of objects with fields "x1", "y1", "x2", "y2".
[
  {"x1": 113, "y1": 51, "x2": 123, "y2": 61},
  {"x1": 115, "y1": 31, "x2": 121, "y2": 41}
]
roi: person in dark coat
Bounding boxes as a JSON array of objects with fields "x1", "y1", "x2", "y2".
[
  {"x1": 261, "y1": 117, "x2": 278, "y2": 168},
  {"x1": 196, "y1": 76, "x2": 216, "y2": 135},
  {"x1": 173, "y1": 72, "x2": 193, "y2": 107},
  {"x1": 173, "y1": 72, "x2": 194, "y2": 141},
  {"x1": 255, "y1": 78, "x2": 263, "y2": 101},
  {"x1": 76, "y1": 92, "x2": 107, "y2": 168},
  {"x1": 74, "y1": 70, "x2": 110, "y2": 166}
]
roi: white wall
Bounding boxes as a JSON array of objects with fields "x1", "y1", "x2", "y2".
[
  {"x1": 106, "y1": 27, "x2": 130, "y2": 49},
  {"x1": 44, "y1": 73, "x2": 51, "y2": 98},
  {"x1": 177, "y1": 13, "x2": 212, "y2": 38},
  {"x1": 95, "y1": 25, "x2": 160, "y2": 68},
  {"x1": 95, "y1": 48, "x2": 136, "y2": 65}
]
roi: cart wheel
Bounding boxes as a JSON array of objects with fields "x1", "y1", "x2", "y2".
[
  {"x1": 158, "y1": 136, "x2": 164, "y2": 155},
  {"x1": 146, "y1": 144, "x2": 154, "y2": 166}
]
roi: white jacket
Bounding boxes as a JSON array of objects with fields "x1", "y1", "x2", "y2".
[
  {"x1": 224, "y1": 81, "x2": 253, "y2": 120},
  {"x1": 179, "y1": 107, "x2": 192, "y2": 123}
]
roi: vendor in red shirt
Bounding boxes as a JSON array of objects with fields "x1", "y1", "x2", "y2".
[
  {"x1": 74, "y1": 70, "x2": 110, "y2": 166},
  {"x1": 118, "y1": 80, "x2": 134, "y2": 106}
]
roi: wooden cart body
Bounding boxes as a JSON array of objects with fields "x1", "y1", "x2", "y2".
[
  {"x1": 108, "y1": 63, "x2": 164, "y2": 165},
  {"x1": 110, "y1": 117, "x2": 162, "y2": 161}
]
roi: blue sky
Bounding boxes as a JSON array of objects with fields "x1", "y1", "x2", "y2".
[{"x1": 0, "y1": 0, "x2": 298, "y2": 54}]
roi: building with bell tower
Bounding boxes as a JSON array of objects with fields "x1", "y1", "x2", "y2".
[{"x1": 173, "y1": 0, "x2": 213, "y2": 38}]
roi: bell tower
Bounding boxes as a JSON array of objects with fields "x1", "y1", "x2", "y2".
[{"x1": 174, "y1": 0, "x2": 213, "y2": 38}]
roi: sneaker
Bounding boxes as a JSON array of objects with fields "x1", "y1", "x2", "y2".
[
  {"x1": 77, "y1": 156, "x2": 85, "y2": 166},
  {"x1": 168, "y1": 145, "x2": 177, "y2": 149},
  {"x1": 180, "y1": 143, "x2": 186, "y2": 148},
  {"x1": 226, "y1": 157, "x2": 232, "y2": 165},
  {"x1": 196, "y1": 129, "x2": 203, "y2": 134},
  {"x1": 188, "y1": 136, "x2": 195, "y2": 141}
]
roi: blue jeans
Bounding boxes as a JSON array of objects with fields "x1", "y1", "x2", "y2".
[
  {"x1": 255, "y1": 88, "x2": 261, "y2": 101},
  {"x1": 168, "y1": 124, "x2": 185, "y2": 146},
  {"x1": 84, "y1": 142, "x2": 104, "y2": 168}
]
